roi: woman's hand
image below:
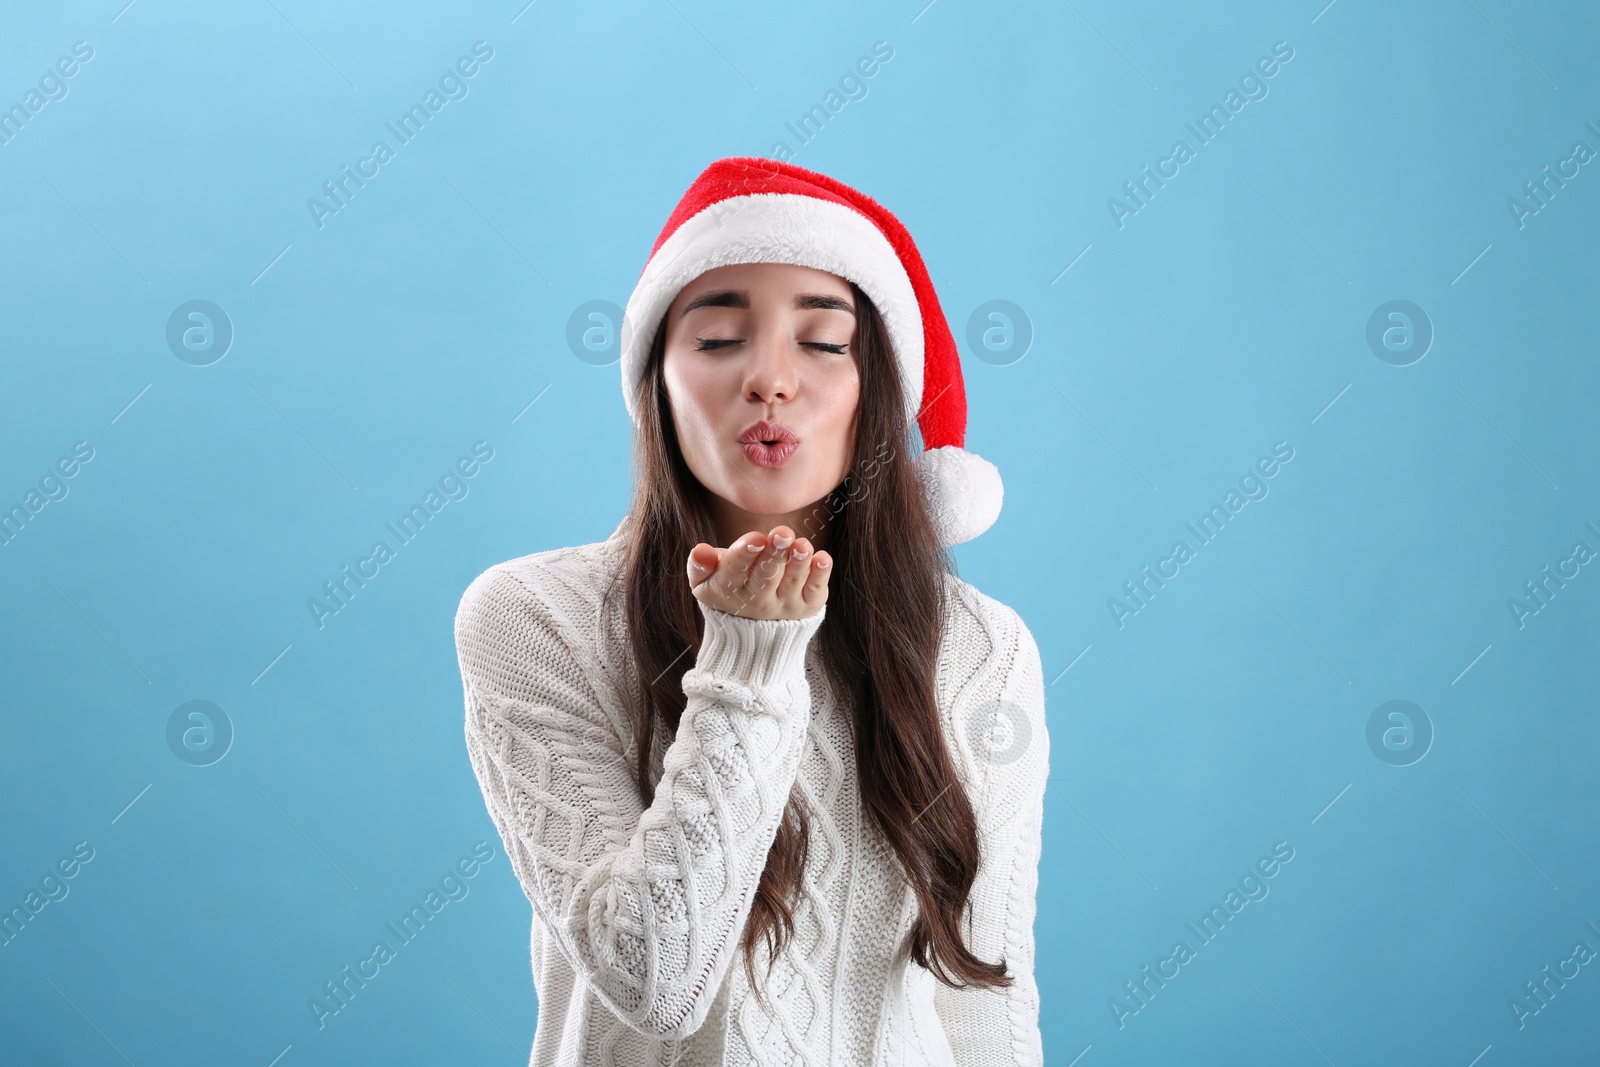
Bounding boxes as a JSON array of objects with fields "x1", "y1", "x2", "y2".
[{"x1": 687, "y1": 525, "x2": 831, "y2": 620}]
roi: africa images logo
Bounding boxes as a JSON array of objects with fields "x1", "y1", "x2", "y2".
[
  {"x1": 306, "y1": 41, "x2": 495, "y2": 230},
  {"x1": 1106, "y1": 40, "x2": 1295, "y2": 229}
]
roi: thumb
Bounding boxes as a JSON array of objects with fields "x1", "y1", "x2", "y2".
[{"x1": 687, "y1": 543, "x2": 717, "y2": 583}]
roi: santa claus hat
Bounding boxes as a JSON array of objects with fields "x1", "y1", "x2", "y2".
[{"x1": 619, "y1": 156, "x2": 1003, "y2": 546}]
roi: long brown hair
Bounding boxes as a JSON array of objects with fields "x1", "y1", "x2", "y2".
[{"x1": 610, "y1": 281, "x2": 1012, "y2": 1010}]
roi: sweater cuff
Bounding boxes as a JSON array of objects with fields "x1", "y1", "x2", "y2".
[{"x1": 693, "y1": 600, "x2": 827, "y2": 692}]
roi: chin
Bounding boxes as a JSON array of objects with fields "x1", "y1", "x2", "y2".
[{"x1": 727, "y1": 482, "x2": 819, "y2": 518}]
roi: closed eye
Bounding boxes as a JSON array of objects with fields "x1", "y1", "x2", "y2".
[{"x1": 693, "y1": 337, "x2": 849, "y2": 354}]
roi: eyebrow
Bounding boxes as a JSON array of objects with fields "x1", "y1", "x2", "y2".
[{"x1": 679, "y1": 290, "x2": 856, "y2": 316}]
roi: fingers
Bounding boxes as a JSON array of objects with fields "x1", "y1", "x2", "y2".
[
  {"x1": 747, "y1": 527, "x2": 793, "y2": 595},
  {"x1": 720, "y1": 529, "x2": 771, "y2": 592},
  {"x1": 706, "y1": 528, "x2": 779, "y2": 617},
  {"x1": 802, "y1": 550, "x2": 832, "y2": 608},
  {"x1": 687, "y1": 543, "x2": 719, "y2": 588},
  {"x1": 779, "y1": 537, "x2": 812, "y2": 597},
  {"x1": 690, "y1": 525, "x2": 831, "y2": 618}
]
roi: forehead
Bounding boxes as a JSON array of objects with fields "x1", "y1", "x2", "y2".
[{"x1": 671, "y1": 262, "x2": 853, "y2": 306}]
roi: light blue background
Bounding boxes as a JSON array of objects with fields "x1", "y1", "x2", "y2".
[{"x1": 3, "y1": 1, "x2": 1598, "y2": 1063}]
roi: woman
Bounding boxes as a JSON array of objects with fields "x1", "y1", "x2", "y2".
[{"x1": 455, "y1": 157, "x2": 1049, "y2": 1066}]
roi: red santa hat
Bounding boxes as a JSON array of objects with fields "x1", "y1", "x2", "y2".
[{"x1": 619, "y1": 156, "x2": 1003, "y2": 546}]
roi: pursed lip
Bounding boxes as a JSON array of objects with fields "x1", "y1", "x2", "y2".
[{"x1": 737, "y1": 420, "x2": 799, "y2": 445}]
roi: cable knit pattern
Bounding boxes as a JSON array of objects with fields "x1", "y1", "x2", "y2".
[{"x1": 455, "y1": 518, "x2": 1050, "y2": 1066}]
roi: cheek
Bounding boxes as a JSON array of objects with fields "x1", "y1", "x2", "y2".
[
  {"x1": 815, "y1": 366, "x2": 861, "y2": 463},
  {"x1": 662, "y1": 351, "x2": 738, "y2": 473},
  {"x1": 662, "y1": 354, "x2": 715, "y2": 426},
  {"x1": 827, "y1": 367, "x2": 861, "y2": 428}
]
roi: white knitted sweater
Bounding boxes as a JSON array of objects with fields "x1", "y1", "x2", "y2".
[{"x1": 455, "y1": 517, "x2": 1050, "y2": 1066}]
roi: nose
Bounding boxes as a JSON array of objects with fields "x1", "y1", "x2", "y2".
[{"x1": 742, "y1": 326, "x2": 798, "y2": 407}]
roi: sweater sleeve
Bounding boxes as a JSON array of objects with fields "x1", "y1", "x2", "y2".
[
  {"x1": 932, "y1": 603, "x2": 1050, "y2": 1066},
  {"x1": 455, "y1": 564, "x2": 825, "y2": 1040}
]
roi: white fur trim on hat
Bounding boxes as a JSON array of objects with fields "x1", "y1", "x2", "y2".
[
  {"x1": 915, "y1": 445, "x2": 1004, "y2": 546},
  {"x1": 619, "y1": 193, "x2": 924, "y2": 428}
]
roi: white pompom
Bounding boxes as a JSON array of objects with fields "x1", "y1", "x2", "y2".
[{"x1": 914, "y1": 446, "x2": 1004, "y2": 546}]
